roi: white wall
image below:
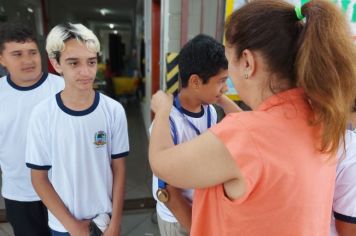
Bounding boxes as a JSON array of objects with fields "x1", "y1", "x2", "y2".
[
  {"x1": 166, "y1": 0, "x2": 182, "y2": 53},
  {"x1": 202, "y1": 0, "x2": 218, "y2": 37},
  {"x1": 160, "y1": 0, "x2": 182, "y2": 91},
  {"x1": 187, "y1": 0, "x2": 219, "y2": 40},
  {"x1": 187, "y1": 0, "x2": 201, "y2": 40},
  {"x1": 142, "y1": 0, "x2": 153, "y2": 131}
]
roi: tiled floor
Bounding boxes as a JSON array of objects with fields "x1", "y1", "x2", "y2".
[
  {"x1": 121, "y1": 209, "x2": 160, "y2": 236},
  {"x1": 0, "y1": 223, "x2": 13, "y2": 236},
  {"x1": 0, "y1": 98, "x2": 160, "y2": 235},
  {"x1": 124, "y1": 99, "x2": 153, "y2": 200}
]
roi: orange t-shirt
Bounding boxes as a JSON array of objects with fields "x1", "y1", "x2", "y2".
[{"x1": 191, "y1": 89, "x2": 336, "y2": 236}]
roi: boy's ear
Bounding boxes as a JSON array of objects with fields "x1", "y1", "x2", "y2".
[
  {"x1": 49, "y1": 58, "x2": 62, "y2": 75},
  {"x1": 0, "y1": 54, "x2": 5, "y2": 67},
  {"x1": 188, "y1": 74, "x2": 202, "y2": 89}
]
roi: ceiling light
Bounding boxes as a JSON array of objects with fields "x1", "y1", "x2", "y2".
[
  {"x1": 100, "y1": 9, "x2": 108, "y2": 16},
  {"x1": 113, "y1": 30, "x2": 118, "y2": 34},
  {"x1": 109, "y1": 24, "x2": 114, "y2": 29},
  {"x1": 27, "y1": 7, "x2": 33, "y2": 13}
]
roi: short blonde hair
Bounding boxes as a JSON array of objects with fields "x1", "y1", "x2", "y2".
[{"x1": 46, "y1": 23, "x2": 100, "y2": 62}]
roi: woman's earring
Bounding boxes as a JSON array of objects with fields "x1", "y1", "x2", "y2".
[{"x1": 244, "y1": 71, "x2": 249, "y2": 80}]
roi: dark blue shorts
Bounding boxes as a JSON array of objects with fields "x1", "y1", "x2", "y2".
[{"x1": 51, "y1": 229, "x2": 70, "y2": 236}]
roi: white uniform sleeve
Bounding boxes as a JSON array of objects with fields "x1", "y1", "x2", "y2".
[
  {"x1": 333, "y1": 152, "x2": 356, "y2": 224},
  {"x1": 25, "y1": 107, "x2": 51, "y2": 170},
  {"x1": 111, "y1": 104, "x2": 129, "y2": 159}
]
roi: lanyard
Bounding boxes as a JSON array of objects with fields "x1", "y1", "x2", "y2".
[
  {"x1": 158, "y1": 116, "x2": 177, "y2": 189},
  {"x1": 347, "y1": 123, "x2": 353, "y2": 130},
  {"x1": 157, "y1": 96, "x2": 212, "y2": 190},
  {"x1": 174, "y1": 95, "x2": 211, "y2": 135}
]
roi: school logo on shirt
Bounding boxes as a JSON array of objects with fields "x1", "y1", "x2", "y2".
[{"x1": 94, "y1": 131, "x2": 107, "y2": 147}]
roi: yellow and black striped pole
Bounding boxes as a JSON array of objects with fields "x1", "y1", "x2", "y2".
[{"x1": 166, "y1": 52, "x2": 179, "y2": 95}]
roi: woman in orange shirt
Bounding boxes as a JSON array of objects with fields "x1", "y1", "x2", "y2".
[{"x1": 149, "y1": 0, "x2": 356, "y2": 235}]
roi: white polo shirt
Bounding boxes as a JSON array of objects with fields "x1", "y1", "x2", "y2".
[
  {"x1": 330, "y1": 130, "x2": 356, "y2": 235},
  {"x1": 0, "y1": 73, "x2": 64, "y2": 201},
  {"x1": 26, "y1": 91, "x2": 129, "y2": 232},
  {"x1": 152, "y1": 103, "x2": 217, "y2": 223}
]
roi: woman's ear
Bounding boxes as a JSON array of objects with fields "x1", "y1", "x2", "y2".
[{"x1": 241, "y1": 49, "x2": 256, "y2": 79}]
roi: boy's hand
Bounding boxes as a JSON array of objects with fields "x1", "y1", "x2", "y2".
[
  {"x1": 216, "y1": 94, "x2": 229, "y2": 107},
  {"x1": 103, "y1": 223, "x2": 120, "y2": 236},
  {"x1": 151, "y1": 90, "x2": 173, "y2": 115},
  {"x1": 216, "y1": 94, "x2": 243, "y2": 113},
  {"x1": 68, "y1": 219, "x2": 90, "y2": 236}
]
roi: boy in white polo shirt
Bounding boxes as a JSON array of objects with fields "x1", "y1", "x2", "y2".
[
  {"x1": 0, "y1": 22, "x2": 64, "y2": 236},
  {"x1": 25, "y1": 23, "x2": 129, "y2": 236},
  {"x1": 152, "y1": 34, "x2": 231, "y2": 236},
  {"x1": 330, "y1": 128, "x2": 356, "y2": 235}
]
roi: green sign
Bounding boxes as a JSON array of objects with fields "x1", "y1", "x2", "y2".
[
  {"x1": 307, "y1": 0, "x2": 355, "y2": 22},
  {"x1": 293, "y1": 0, "x2": 356, "y2": 27}
]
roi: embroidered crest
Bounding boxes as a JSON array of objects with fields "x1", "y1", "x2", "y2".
[{"x1": 94, "y1": 131, "x2": 107, "y2": 147}]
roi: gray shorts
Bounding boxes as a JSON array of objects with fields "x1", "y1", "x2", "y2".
[{"x1": 157, "y1": 213, "x2": 189, "y2": 236}]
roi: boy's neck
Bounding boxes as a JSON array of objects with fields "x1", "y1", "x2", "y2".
[
  {"x1": 178, "y1": 90, "x2": 202, "y2": 113},
  {"x1": 60, "y1": 88, "x2": 96, "y2": 111},
  {"x1": 11, "y1": 72, "x2": 43, "y2": 87}
]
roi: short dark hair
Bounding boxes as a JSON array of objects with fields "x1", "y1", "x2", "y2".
[
  {"x1": 0, "y1": 23, "x2": 37, "y2": 54},
  {"x1": 178, "y1": 34, "x2": 227, "y2": 88}
]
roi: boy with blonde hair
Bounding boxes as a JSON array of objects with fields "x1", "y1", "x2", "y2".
[{"x1": 26, "y1": 23, "x2": 129, "y2": 235}]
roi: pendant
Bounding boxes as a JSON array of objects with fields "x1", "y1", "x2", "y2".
[{"x1": 156, "y1": 188, "x2": 169, "y2": 203}]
